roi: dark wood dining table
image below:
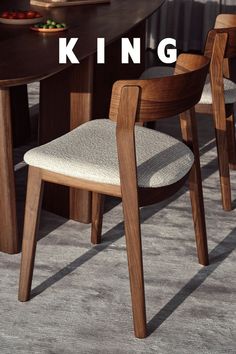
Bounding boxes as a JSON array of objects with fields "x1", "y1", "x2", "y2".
[{"x1": 0, "y1": 0, "x2": 165, "y2": 254}]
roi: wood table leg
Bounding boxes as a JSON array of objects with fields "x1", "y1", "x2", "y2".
[
  {"x1": 0, "y1": 88, "x2": 19, "y2": 254},
  {"x1": 40, "y1": 57, "x2": 94, "y2": 223},
  {"x1": 69, "y1": 20, "x2": 145, "y2": 222},
  {"x1": 10, "y1": 85, "x2": 30, "y2": 147},
  {"x1": 40, "y1": 69, "x2": 70, "y2": 219},
  {"x1": 69, "y1": 56, "x2": 94, "y2": 223}
]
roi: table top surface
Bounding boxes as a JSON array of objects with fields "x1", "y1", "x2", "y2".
[{"x1": 0, "y1": 0, "x2": 164, "y2": 87}]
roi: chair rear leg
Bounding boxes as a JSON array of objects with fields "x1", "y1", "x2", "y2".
[
  {"x1": 91, "y1": 193, "x2": 104, "y2": 245},
  {"x1": 18, "y1": 167, "x2": 44, "y2": 302},
  {"x1": 189, "y1": 164, "x2": 209, "y2": 266},
  {"x1": 122, "y1": 193, "x2": 146, "y2": 339},
  {"x1": 226, "y1": 110, "x2": 236, "y2": 170},
  {"x1": 180, "y1": 109, "x2": 209, "y2": 266},
  {"x1": 214, "y1": 114, "x2": 232, "y2": 211}
]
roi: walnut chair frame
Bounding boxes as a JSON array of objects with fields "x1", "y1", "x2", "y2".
[
  {"x1": 196, "y1": 14, "x2": 236, "y2": 211},
  {"x1": 19, "y1": 54, "x2": 210, "y2": 339}
]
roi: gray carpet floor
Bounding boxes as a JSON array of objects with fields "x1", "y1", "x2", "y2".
[{"x1": 0, "y1": 108, "x2": 236, "y2": 353}]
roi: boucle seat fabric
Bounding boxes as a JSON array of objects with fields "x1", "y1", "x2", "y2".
[
  {"x1": 199, "y1": 76, "x2": 236, "y2": 104},
  {"x1": 24, "y1": 119, "x2": 194, "y2": 188},
  {"x1": 140, "y1": 67, "x2": 236, "y2": 105}
]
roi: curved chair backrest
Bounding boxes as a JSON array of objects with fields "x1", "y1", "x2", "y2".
[
  {"x1": 204, "y1": 27, "x2": 236, "y2": 60},
  {"x1": 213, "y1": 14, "x2": 236, "y2": 79},
  {"x1": 109, "y1": 54, "x2": 210, "y2": 123},
  {"x1": 215, "y1": 14, "x2": 236, "y2": 29}
]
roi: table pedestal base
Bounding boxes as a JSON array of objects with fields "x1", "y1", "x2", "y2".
[
  {"x1": 39, "y1": 21, "x2": 146, "y2": 223},
  {"x1": 0, "y1": 88, "x2": 19, "y2": 254}
]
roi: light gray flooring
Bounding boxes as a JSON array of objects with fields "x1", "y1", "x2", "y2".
[{"x1": 0, "y1": 110, "x2": 236, "y2": 353}]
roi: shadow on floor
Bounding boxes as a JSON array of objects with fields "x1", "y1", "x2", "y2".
[
  {"x1": 30, "y1": 141, "x2": 223, "y2": 299},
  {"x1": 147, "y1": 227, "x2": 236, "y2": 336},
  {"x1": 31, "y1": 220, "x2": 125, "y2": 299},
  {"x1": 31, "y1": 210, "x2": 236, "y2": 337}
]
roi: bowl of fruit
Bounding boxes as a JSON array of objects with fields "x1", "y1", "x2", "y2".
[
  {"x1": 0, "y1": 10, "x2": 43, "y2": 25},
  {"x1": 31, "y1": 19, "x2": 67, "y2": 33}
]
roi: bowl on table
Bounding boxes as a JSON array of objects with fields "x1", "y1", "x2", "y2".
[{"x1": 0, "y1": 10, "x2": 43, "y2": 25}]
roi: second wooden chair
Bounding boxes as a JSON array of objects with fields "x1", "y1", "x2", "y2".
[{"x1": 141, "y1": 14, "x2": 236, "y2": 211}]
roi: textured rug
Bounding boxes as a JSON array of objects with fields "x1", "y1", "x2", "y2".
[{"x1": 0, "y1": 108, "x2": 236, "y2": 353}]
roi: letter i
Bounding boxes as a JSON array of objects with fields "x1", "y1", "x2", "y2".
[{"x1": 97, "y1": 38, "x2": 105, "y2": 64}]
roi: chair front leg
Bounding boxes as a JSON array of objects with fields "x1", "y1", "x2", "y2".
[
  {"x1": 91, "y1": 192, "x2": 104, "y2": 245},
  {"x1": 115, "y1": 85, "x2": 146, "y2": 337},
  {"x1": 18, "y1": 167, "x2": 44, "y2": 302},
  {"x1": 122, "y1": 191, "x2": 147, "y2": 338}
]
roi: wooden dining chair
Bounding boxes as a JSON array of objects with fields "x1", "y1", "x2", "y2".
[
  {"x1": 196, "y1": 15, "x2": 236, "y2": 211},
  {"x1": 141, "y1": 14, "x2": 236, "y2": 211},
  {"x1": 19, "y1": 53, "x2": 209, "y2": 339}
]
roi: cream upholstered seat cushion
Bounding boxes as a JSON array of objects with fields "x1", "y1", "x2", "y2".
[
  {"x1": 140, "y1": 66, "x2": 174, "y2": 79},
  {"x1": 140, "y1": 67, "x2": 236, "y2": 105},
  {"x1": 199, "y1": 75, "x2": 236, "y2": 104},
  {"x1": 24, "y1": 120, "x2": 194, "y2": 188}
]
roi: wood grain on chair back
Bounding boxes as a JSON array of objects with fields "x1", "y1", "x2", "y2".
[{"x1": 109, "y1": 54, "x2": 209, "y2": 123}]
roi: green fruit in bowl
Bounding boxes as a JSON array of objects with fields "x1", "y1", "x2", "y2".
[{"x1": 32, "y1": 19, "x2": 67, "y2": 30}]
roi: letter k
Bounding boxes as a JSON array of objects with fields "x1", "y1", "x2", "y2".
[{"x1": 59, "y1": 38, "x2": 80, "y2": 64}]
